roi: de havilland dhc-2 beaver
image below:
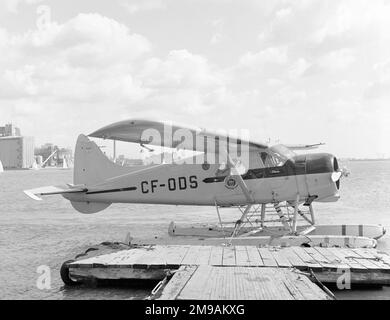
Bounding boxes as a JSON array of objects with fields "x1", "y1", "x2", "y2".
[{"x1": 24, "y1": 119, "x2": 386, "y2": 247}]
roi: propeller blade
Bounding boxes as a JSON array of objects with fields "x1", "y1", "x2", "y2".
[{"x1": 331, "y1": 172, "x2": 342, "y2": 182}]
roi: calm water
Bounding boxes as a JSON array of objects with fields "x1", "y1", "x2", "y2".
[{"x1": 0, "y1": 161, "x2": 390, "y2": 300}]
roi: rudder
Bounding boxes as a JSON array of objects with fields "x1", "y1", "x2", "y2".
[{"x1": 73, "y1": 134, "x2": 129, "y2": 187}]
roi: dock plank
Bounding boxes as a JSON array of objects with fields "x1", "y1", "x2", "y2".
[
  {"x1": 291, "y1": 247, "x2": 322, "y2": 269},
  {"x1": 258, "y1": 247, "x2": 278, "y2": 267},
  {"x1": 246, "y1": 246, "x2": 263, "y2": 266},
  {"x1": 196, "y1": 246, "x2": 213, "y2": 265},
  {"x1": 132, "y1": 245, "x2": 169, "y2": 268},
  {"x1": 377, "y1": 252, "x2": 390, "y2": 267},
  {"x1": 222, "y1": 246, "x2": 236, "y2": 266},
  {"x1": 269, "y1": 248, "x2": 292, "y2": 267},
  {"x1": 342, "y1": 248, "x2": 380, "y2": 270},
  {"x1": 313, "y1": 247, "x2": 350, "y2": 269},
  {"x1": 162, "y1": 245, "x2": 191, "y2": 266},
  {"x1": 235, "y1": 246, "x2": 250, "y2": 266},
  {"x1": 176, "y1": 265, "x2": 214, "y2": 299},
  {"x1": 281, "y1": 247, "x2": 308, "y2": 268},
  {"x1": 157, "y1": 266, "x2": 197, "y2": 300},
  {"x1": 305, "y1": 247, "x2": 333, "y2": 268},
  {"x1": 352, "y1": 248, "x2": 390, "y2": 270},
  {"x1": 174, "y1": 266, "x2": 330, "y2": 300},
  {"x1": 181, "y1": 246, "x2": 202, "y2": 265},
  {"x1": 327, "y1": 248, "x2": 366, "y2": 271},
  {"x1": 209, "y1": 246, "x2": 224, "y2": 266}
]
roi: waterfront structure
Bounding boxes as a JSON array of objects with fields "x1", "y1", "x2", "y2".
[
  {"x1": 0, "y1": 136, "x2": 35, "y2": 169},
  {"x1": 35, "y1": 144, "x2": 73, "y2": 167},
  {"x1": 0, "y1": 123, "x2": 21, "y2": 137}
]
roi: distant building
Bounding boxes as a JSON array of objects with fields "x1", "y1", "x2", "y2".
[
  {"x1": 35, "y1": 143, "x2": 56, "y2": 166},
  {"x1": 35, "y1": 155, "x2": 43, "y2": 166},
  {"x1": 0, "y1": 136, "x2": 35, "y2": 169},
  {"x1": 35, "y1": 144, "x2": 73, "y2": 167},
  {"x1": 57, "y1": 147, "x2": 73, "y2": 167},
  {"x1": 0, "y1": 123, "x2": 21, "y2": 137}
]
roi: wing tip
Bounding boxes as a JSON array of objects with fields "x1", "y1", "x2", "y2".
[{"x1": 23, "y1": 190, "x2": 43, "y2": 201}]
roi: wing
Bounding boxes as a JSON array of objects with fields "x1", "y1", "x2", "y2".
[
  {"x1": 88, "y1": 119, "x2": 268, "y2": 153},
  {"x1": 24, "y1": 185, "x2": 87, "y2": 201},
  {"x1": 284, "y1": 143, "x2": 325, "y2": 151}
]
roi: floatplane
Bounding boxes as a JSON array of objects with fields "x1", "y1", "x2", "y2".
[{"x1": 24, "y1": 119, "x2": 385, "y2": 248}]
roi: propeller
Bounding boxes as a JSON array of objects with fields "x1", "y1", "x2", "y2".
[
  {"x1": 331, "y1": 171, "x2": 342, "y2": 182},
  {"x1": 331, "y1": 157, "x2": 349, "y2": 190}
]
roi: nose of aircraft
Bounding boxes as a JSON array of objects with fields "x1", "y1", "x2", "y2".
[{"x1": 304, "y1": 153, "x2": 341, "y2": 189}]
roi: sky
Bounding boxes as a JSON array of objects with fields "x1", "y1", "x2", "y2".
[{"x1": 0, "y1": 0, "x2": 390, "y2": 158}]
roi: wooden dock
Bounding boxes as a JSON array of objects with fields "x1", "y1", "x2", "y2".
[
  {"x1": 156, "y1": 265, "x2": 332, "y2": 300},
  {"x1": 68, "y1": 245, "x2": 390, "y2": 286}
]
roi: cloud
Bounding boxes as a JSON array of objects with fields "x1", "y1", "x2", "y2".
[
  {"x1": 13, "y1": 13, "x2": 151, "y2": 67},
  {"x1": 288, "y1": 58, "x2": 311, "y2": 79},
  {"x1": 140, "y1": 50, "x2": 224, "y2": 89},
  {"x1": 317, "y1": 48, "x2": 356, "y2": 71},
  {"x1": 312, "y1": 0, "x2": 390, "y2": 45},
  {"x1": 0, "y1": 13, "x2": 230, "y2": 145},
  {"x1": 121, "y1": 0, "x2": 166, "y2": 14},
  {"x1": 1, "y1": 0, "x2": 389, "y2": 157},
  {"x1": 3, "y1": 0, "x2": 44, "y2": 13},
  {"x1": 239, "y1": 47, "x2": 288, "y2": 68}
]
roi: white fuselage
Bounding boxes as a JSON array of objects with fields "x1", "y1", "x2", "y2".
[{"x1": 64, "y1": 162, "x2": 339, "y2": 206}]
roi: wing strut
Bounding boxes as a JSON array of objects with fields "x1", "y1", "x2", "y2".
[
  {"x1": 224, "y1": 150, "x2": 255, "y2": 243},
  {"x1": 226, "y1": 153, "x2": 254, "y2": 204}
]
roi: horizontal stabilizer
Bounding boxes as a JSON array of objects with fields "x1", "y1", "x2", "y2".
[{"x1": 24, "y1": 185, "x2": 87, "y2": 201}]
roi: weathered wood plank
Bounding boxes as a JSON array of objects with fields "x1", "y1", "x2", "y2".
[
  {"x1": 305, "y1": 247, "x2": 334, "y2": 269},
  {"x1": 222, "y1": 246, "x2": 236, "y2": 266},
  {"x1": 130, "y1": 245, "x2": 168, "y2": 268},
  {"x1": 258, "y1": 247, "x2": 278, "y2": 267},
  {"x1": 209, "y1": 246, "x2": 224, "y2": 266},
  {"x1": 181, "y1": 246, "x2": 202, "y2": 265},
  {"x1": 281, "y1": 247, "x2": 308, "y2": 268},
  {"x1": 351, "y1": 248, "x2": 389, "y2": 270},
  {"x1": 313, "y1": 247, "x2": 350, "y2": 269},
  {"x1": 269, "y1": 248, "x2": 292, "y2": 267},
  {"x1": 174, "y1": 266, "x2": 329, "y2": 300},
  {"x1": 246, "y1": 246, "x2": 263, "y2": 266},
  {"x1": 282, "y1": 269, "x2": 331, "y2": 300},
  {"x1": 342, "y1": 248, "x2": 381, "y2": 270},
  {"x1": 235, "y1": 246, "x2": 250, "y2": 266},
  {"x1": 162, "y1": 245, "x2": 191, "y2": 266},
  {"x1": 158, "y1": 266, "x2": 198, "y2": 300},
  {"x1": 377, "y1": 251, "x2": 390, "y2": 267},
  {"x1": 196, "y1": 246, "x2": 213, "y2": 265},
  {"x1": 291, "y1": 247, "x2": 322, "y2": 269},
  {"x1": 327, "y1": 247, "x2": 366, "y2": 271},
  {"x1": 70, "y1": 266, "x2": 166, "y2": 281}
]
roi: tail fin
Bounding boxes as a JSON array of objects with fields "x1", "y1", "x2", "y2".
[
  {"x1": 70, "y1": 134, "x2": 131, "y2": 214},
  {"x1": 74, "y1": 134, "x2": 129, "y2": 187},
  {"x1": 25, "y1": 135, "x2": 139, "y2": 214}
]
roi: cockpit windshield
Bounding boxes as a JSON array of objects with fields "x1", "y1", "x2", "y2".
[{"x1": 259, "y1": 144, "x2": 296, "y2": 168}]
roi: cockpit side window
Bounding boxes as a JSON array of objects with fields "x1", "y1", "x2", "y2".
[
  {"x1": 259, "y1": 151, "x2": 283, "y2": 167},
  {"x1": 259, "y1": 145, "x2": 295, "y2": 168}
]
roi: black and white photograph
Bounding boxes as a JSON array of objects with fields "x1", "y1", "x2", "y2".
[{"x1": 0, "y1": 0, "x2": 390, "y2": 305}]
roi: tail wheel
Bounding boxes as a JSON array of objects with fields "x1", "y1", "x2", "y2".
[{"x1": 60, "y1": 260, "x2": 79, "y2": 286}]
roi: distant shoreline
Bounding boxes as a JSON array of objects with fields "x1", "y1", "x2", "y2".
[{"x1": 341, "y1": 158, "x2": 390, "y2": 162}]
